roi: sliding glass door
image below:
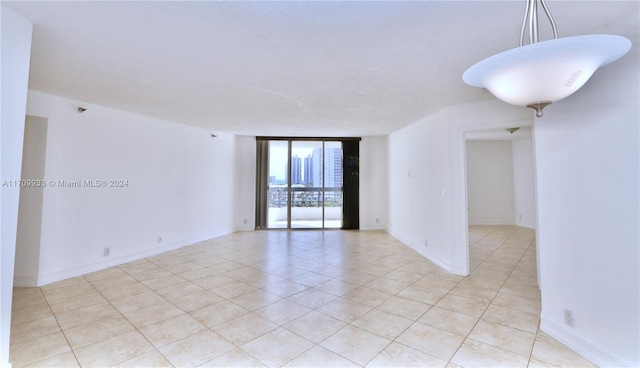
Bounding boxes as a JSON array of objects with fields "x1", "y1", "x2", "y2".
[
  {"x1": 290, "y1": 141, "x2": 326, "y2": 228},
  {"x1": 266, "y1": 140, "x2": 289, "y2": 229},
  {"x1": 256, "y1": 138, "x2": 357, "y2": 230},
  {"x1": 321, "y1": 141, "x2": 343, "y2": 229}
]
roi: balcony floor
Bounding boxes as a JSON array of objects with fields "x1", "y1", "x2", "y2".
[{"x1": 268, "y1": 219, "x2": 342, "y2": 229}]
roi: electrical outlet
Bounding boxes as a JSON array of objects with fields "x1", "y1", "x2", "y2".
[
  {"x1": 564, "y1": 308, "x2": 574, "y2": 327},
  {"x1": 424, "y1": 239, "x2": 429, "y2": 247},
  {"x1": 158, "y1": 236, "x2": 162, "y2": 244},
  {"x1": 376, "y1": 218, "x2": 379, "y2": 224},
  {"x1": 243, "y1": 218, "x2": 248, "y2": 224},
  {"x1": 103, "y1": 247, "x2": 110, "y2": 257}
]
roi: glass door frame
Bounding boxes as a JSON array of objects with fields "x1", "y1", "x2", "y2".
[
  {"x1": 256, "y1": 137, "x2": 359, "y2": 231},
  {"x1": 273, "y1": 139, "x2": 339, "y2": 230},
  {"x1": 290, "y1": 140, "x2": 325, "y2": 229}
]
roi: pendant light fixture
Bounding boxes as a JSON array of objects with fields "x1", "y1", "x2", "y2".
[{"x1": 463, "y1": 0, "x2": 631, "y2": 117}]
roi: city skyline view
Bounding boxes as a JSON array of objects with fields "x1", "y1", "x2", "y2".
[{"x1": 269, "y1": 143, "x2": 343, "y2": 188}]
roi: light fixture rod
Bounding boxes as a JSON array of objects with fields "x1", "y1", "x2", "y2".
[
  {"x1": 519, "y1": 1, "x2": 530, "y2": 47},
  {"x1": 539, "y1": 0, "x2": 559, "y2": 39},
  {"x1": 530, "y1": 0, "x2": 538, "y2": 44},
  {"x1": 520, "y1": 0, "x2": 559, "y2": 47}
]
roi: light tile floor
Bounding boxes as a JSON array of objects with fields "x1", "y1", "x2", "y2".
[{"x1": 10, "y1": 226, "x2": 597, "y2": 367}]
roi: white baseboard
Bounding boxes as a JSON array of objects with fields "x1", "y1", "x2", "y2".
[
  {"x1": 235, "y1": 225, "x2": 254, "y2": 232},
  {"x1": 468, "y1": 220, "x2": 515, "y2": 226},
  {"x1": 540, "y1": 314, "x2": 632, "y2": 367},
  {"x1": 360, "y1": 224, "x2": 386, "y2": 231},
  {"x1": 386, "y1": 229, "x2": 452, "y2": 273},
  {"x1": 37, "y1": 228, "x2": 235, "y2": 287},
  {"x1": 13, "y1": 275, "x2": 37, "y2": 288},
  {"x1": 515, "y1": 220, "x2": 536, "y2": 229}
]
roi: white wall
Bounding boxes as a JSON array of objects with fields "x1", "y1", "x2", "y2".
[
  {"x1": 234, "y1": 136, "x2": 256, "y2": 231},
  {"x1": 388, "y1": 108, "x2": 453, "y2": 270},
  {"x1": 534, "y1": 12, "x2": 639, "y2": 367},
  {"x1": 388, "y1": 100, "x2": 531, "y2": 274},
  {"x1": 466, "y1": 140, "x2": 515, "y2": 225},
  {"x1": 26, "y1": 91, "x2": 238, "y2": 286},
  {"x1": 14, "y1": 116, "x2": 48, "y2": 287},
  {"x1": 360, "y1": 136, "x2": 388, "y2": 230},
  {"x1": 0, "y1": 6, "x2": 33, "y2": 368},
  {"x1": 512, "y1": 138, "x2": 536, "y2": 228}
]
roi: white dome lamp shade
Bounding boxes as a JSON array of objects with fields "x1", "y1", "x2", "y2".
[{"x1": 463, "y1": 0, "x2": 631, "y2": 117}]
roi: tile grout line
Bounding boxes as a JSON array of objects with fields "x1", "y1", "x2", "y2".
[
  {"x1": 44, "y1": 283, "x2": 82, "y2": 368},
  {"x1": 11, "y1": 287, "x2": 82, "y2": 368},
  {"x1": 269, "y1": 251, "x2": 400, "y2": 367},
  {"x1": 83, "y1": 272, "x2": 170, "y2": 367},
  {"x1": 277, "y1": 243, "x2": 433, "y2": 368},
  {"x1": 446, "y1": 227, "x2": 512, "y2": 364},
  {"x1": 121, "y1": 254, "x2": 268, "y2": 367},
  {"x1": 12, "y1": 227, "x2": 547, "y2": 367},
  {"x1": 447, "y1": 226, "x2": 537, "y2": 365},
  {"x1": 86, "y1": 259, "x2": 213, "y2": 367}
]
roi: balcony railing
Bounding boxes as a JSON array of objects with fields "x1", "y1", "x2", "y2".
[
  {"x1": 267, "y1": 187, "x2": 342, "y2": 208},
  {"x1": 267, "y1": 186, "x2": 343, "y2": 228}
]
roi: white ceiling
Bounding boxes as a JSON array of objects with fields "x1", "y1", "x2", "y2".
[{"x1": 4, "y1": 1, "x2": 638, "y2": 136}]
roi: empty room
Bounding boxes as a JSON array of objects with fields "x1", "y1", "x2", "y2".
[{"x1": 2, "y1": 1, "x2": 638, "y2": 367}]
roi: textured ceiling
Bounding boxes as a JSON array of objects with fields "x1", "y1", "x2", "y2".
[{"x1": 4, "y1": 1, "x2": 639, "y2": 136}]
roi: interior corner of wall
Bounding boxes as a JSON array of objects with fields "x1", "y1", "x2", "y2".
[{"x1": 236, "y1": 225, "x2": 254, "y2": 232}]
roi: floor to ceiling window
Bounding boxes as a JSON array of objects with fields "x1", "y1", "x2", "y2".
[{"x1": 255, "y1": 137, "x2": 360, "y2": 230}]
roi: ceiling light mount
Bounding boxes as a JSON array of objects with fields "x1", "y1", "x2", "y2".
[
  {"x1": 505, "y1": 127, "x2": 521, "y2": 134},
  {"x1": 527, "y1": 102, "x2": 552, "y2": 118},
  {"x1": 463, "y1": 0, "x2": 631, "y2": 118}
]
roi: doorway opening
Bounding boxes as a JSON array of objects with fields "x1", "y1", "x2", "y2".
[{"x1": 462, "y1": 125, "x2": 538, "y2": 279}]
